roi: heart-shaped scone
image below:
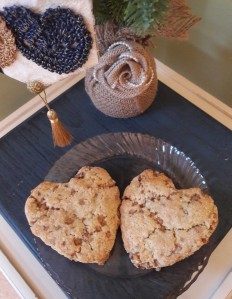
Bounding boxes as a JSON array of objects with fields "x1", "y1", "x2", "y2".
[
  {"x1": 25, "y1": 166, "x2": 120, "y2": 265},
  {"x1": 120, "y1": 169, "x2": 218, "y2": 270}
]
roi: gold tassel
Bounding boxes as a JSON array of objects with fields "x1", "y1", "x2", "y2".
[
  {"x1": 47, "y1": 109, "x2": 73, "y2": 147},
  {"x1": 27, "y1": 81, "x2": 73, "y2": 147}
]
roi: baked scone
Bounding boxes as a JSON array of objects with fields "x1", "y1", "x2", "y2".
[
  {"x1": 120, "y1": 169, "x2": 218, "y2": 270},
  {"x1": 25, "y1": 166, "x2": 120, "y2": 265}
]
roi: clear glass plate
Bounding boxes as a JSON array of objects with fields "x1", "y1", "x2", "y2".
[
  {"x1": 45, "y1": 132, "x2": 208, "y2": 277},
  {"x1": 35, "y1": 132, "x2": 210, "y2": 298}
]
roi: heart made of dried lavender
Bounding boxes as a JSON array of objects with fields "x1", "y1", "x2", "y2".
[{"x1": 1, "y1": 6, "x2": 92, "y2": 74}]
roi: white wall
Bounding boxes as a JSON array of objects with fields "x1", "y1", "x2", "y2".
[
  {"x1": 152, "y1": 0, "x2": 232, "y2": 107},
  {"x1": 0, "y1": 74, "x2": 32, "y2": 120}
]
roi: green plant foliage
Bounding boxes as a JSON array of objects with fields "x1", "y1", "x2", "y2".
[
  {"x1": 93, "y1": 0, "x2": 127, "y2": 25},
  {"x1": 93, "y1": 0, "x2": 170, "y2": 36},
  {"x1": 124, "y1": 0, "x2": 170, "y2": 35}
]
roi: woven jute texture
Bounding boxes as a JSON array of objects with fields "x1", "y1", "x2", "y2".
[
  {"x1": 85, "y1": 41, "x2": 157, "y2": 118},
  {"x1": 0, "y1": 17, "x2": 16, "y2": 68}
]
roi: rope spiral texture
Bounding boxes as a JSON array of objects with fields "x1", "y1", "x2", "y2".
[
  {"x1": 95, "y1": 22, "x2": 152, "y2": 56},
  {"x1": 0, "y1": 16, "x2": 16, "y2": 68},
  {"x1": 27, "y1": 81, "x2": 45, "y2": 94},
  {"x1": 85, "y1": 41, "x2": 157, "y2": 118},
  {"x1": 0, "y1": 6, "x2": 92, "y2": 74}
]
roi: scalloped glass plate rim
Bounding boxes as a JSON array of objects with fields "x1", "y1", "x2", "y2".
[{"x1": 45, "y1": 131, "x2": 208, "y2": 192}]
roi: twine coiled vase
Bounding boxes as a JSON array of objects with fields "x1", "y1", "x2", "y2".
[{"x1": 85, "y1": 41, "x2": 158, "y2": 118}]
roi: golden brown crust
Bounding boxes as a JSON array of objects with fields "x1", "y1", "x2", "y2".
[
  {"x1": 120, "y1": 169, "x2": 218, "y2": 270},
  {"x1": 25, "y1": 166, "x2": 120, "y2": 265}
]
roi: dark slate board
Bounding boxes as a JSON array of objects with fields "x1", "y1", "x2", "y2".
[{"x1": 0, "y1": 79, "x2": 231, "y2": 299}]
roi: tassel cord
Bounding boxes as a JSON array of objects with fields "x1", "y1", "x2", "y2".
[
  {"x1": 26, "y1": 81, "x2": 73, "y2": 147},
  {"x1": 38, "y1": 90, "x2": 51, "y2": 111}
]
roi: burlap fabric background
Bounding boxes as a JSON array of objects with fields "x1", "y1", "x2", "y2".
[{"x1": 85, "y1": 41, "x2": 158, "y2": 118}]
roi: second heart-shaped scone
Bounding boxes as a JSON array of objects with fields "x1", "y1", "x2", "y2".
[
  {"x1": 25, "y1": 166, "x2": 120, "y2": 265},
  {"x1": 120, "y1": 169, "x2": 218, "y2": 270}
]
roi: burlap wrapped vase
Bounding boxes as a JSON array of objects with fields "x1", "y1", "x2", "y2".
[{"x1": 85, "y1": 41, "x2": 158, "y2": 118}]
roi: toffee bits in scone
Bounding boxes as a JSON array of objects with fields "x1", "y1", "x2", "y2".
[
  {"x1": 25, "y1": 166, "x2": 121, "y2": 265},
  {"x1": 120, "y1": 169, "x2": 218, "y2": 270}
]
